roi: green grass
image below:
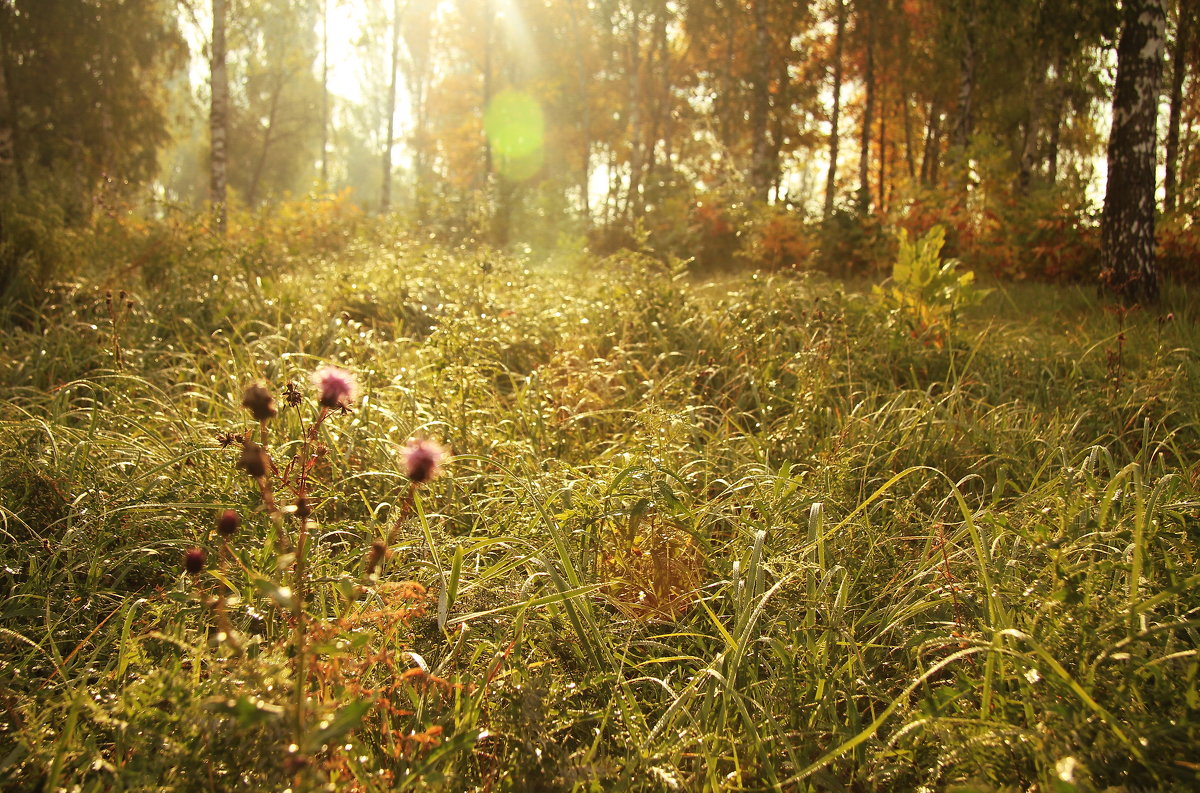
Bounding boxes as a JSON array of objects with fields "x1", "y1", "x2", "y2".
[{"x1": 1, "y1": 233, "x2": 1198, "y2": 792}]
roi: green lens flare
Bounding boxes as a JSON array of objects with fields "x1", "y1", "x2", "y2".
[{"x1": 484, "y1": 90, "x2": 544, "y2": 182}]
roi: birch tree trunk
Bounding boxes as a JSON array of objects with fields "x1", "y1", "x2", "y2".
[
  {"x1": 948, "y1": 0, "x2": 976, "y2": 193},
  {"x1": 211, "y1": 0, "x2": 229, "y2": 235},
  {"x1": 380, "y1": 0, "x2": 400, "y2": 213},
  {"x1": 320, "y1": 0, "x2": 328, "y2": 186},
  {"x1": 1100, "y1": 0, "x2": 1166, "y2": 303},
  {"x1": 749, "y1": 0, "x2": 773, "y2": 204}
]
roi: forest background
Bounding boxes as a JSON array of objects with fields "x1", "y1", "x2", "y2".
[{"x1": 0, "y1": 0, "x2": 1196, "y2": 305}]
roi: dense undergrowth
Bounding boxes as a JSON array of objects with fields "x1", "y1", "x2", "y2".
[{"x1": 1, "y1": 222, "x2": 1198, "y2": 792}]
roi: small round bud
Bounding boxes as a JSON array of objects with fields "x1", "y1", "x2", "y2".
[
  {"x1": 216, "y1": 509, "x2": 240, "y2": 537},
  {"x1": 184, "y1": 547, "x2": 206, "y2": 575},
  {"x1": 237, "y1": 441, "x2": 270, "y2": 479},
  {"x1": 241, "y1": 383, "x2": 277, "y2": 421}
]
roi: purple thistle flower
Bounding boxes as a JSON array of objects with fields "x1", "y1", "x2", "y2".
[
  {"x1": 402, "y1": 438, "x2": 446, "y2": 485},
  {"x1": 311, "y1": 366, "x2": 357, "y2": 410}
]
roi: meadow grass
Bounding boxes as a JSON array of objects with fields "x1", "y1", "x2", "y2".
[{"x1": 0, "y1": 233, "x2": 1198, "y2": 792}]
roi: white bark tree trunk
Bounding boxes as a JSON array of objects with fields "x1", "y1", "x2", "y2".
[
  {"x1": 210, "y1": 0, "x2": 229, "y2": 235},
  {"x1": 1100, "y1": 0, "x2": 1166, "y2": 303}
]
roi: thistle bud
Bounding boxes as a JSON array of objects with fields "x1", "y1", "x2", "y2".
[
  {"x1": 184, "y1": 547, "x2": 206, "y2": 575},
  {"x1": 237, "y1": 441, "x2": 270, "y2": 479},
  {"x1": 216, "y1": 509, "x2": 240, "y2": 538}
]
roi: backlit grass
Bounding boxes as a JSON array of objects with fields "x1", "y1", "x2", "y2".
[{"x1": 1, "y1": 235, "x2": 1198, "y2": 792}]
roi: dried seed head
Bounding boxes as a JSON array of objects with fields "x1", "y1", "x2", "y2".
[
  {"x1": 283, "y1": 381, "x2": 303, "y2": 407},
  {"x1": 237, "y1": 441, "x2": 270, "y2": 479},
  {"x1": 311, "y1": 365, "x2": 357, "y2": 410},
  {"x1": 402, "y1": 438, "x2": 447, "y2": 485},
  {"x1": 184, "y1": 547, "x2": 206, "y2": 575},
  {"x1": 294, "y1": 496, "x2": 311, "y2": 520},
  {"x1": 366, "y1": 540, "x2": 388, "y2": 575},
  {"x1": 216, "y1": 430, "x2": 245, "y2": 448},
  {"x1": 241, "y1": 383, "x2": 277, "y2": 421},
  {"x1": 216, "y1": 509, "x2": 240, "y2": 538}
]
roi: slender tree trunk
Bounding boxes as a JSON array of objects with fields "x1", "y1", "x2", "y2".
[
  {"x1": 824, "y1": 0, "x2": 846, "y2": 219},
  {"x1": 625, "y1": 5, "x2": 643, "y2": 220},
  {"x1": 770, "y1": 55, "x2": 788, "y2": 202},
  {"x1": 605, "y1": 147, "x2": 617, "y2": 229},
  {"x1": 320, "y1": 0, "x2": 329, "y2": 186},
  {"x1": 483, "y1": 0, "x2": 497, "y2": 236},
  {"x1": 413, "y1": 93, "x2": 429, "y2": 222},
  {"x1": 404, "y1": 0, "x2": 435, "y2": 223},
  {"x1": 247, "y1": 78, "x2": 286, "y2": 206},
  {"x1": 877, "y1": 83, "x2": 887, "y2": 214},
  {"x1": 210, "y1": 0, "x2": 229, "y2": 234},
  {"x1": 0, "y1": 15, "x2": 16, "y2": 194},
  {"x1": 857, "y1": 0, "x2": 875, "y2": 213},
  {"x1": 1164, "y1": 4, "x2": 1192, "y2": 214},
  {"x1": 569, "y1": 0, "x2": 591, "y2": 222},
  {"x1": 919, "y1": 104, "x2": 935, "y2": 185},
  {"x1": 902, "y1": 94, "x2": 915, "y2": 180},
  {"x1": 898, "y1": 8, "x2": 916, "y2": 183},
  {"x1": 1101, "y1": 0, "x2": 1166, "y2": 303},
  {"x1": 949, "y1": 0, "x2": 977, "y2": 192},
  {"x1": 721, "y1": 8, "x2": 734, "y2": 150},
  {"x1": 1017, "y1": 60, "x2": 1046, "y2": 195},
  {"x1": 1047, "y1": 51, "x2": 1066, "y2": 184},
  {"x1": 749, "y1": 0, "x2": 773, "y2": 203},
  {"x1": 380, "y1": 0, "x2": 400, "y2": 213},
  {"x1": 642, "y1": 6, "x2": 672, "y2": 210},
  {"x1": 929, "y1": 117, "x2": 942, "y2": 185}
]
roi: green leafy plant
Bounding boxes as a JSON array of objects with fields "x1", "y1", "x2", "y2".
[{"x1": 874, "y1": 224, "x2": 990, "y2": 342}]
